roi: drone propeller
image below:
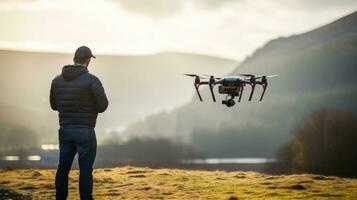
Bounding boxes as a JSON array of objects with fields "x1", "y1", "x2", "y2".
[
  {"x1": 183, "y1": 73, "x2": 211, "y2": 80},
  {"x1": 183, "y1": 73, "x2": 198, "y2": 77},
  {"x1": 239, "y1": 74, "x2": 254, "y2": 77},
  {"x1": 265, "y1": 74, "x2": 279, "y2": 78},
  {"x1": 257, "y1": 74, "x2": 279, "y2": 79},
  {"x1": 200, "y1": 74, "x2": 222, "y2": 80},
  {"x1": 242, "y1": 74, "x2": 279, "y2": 79}
]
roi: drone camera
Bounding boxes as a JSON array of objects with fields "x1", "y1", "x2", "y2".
[{"x1": 222, "y1": 99, "x2": 235, "y2": 107}]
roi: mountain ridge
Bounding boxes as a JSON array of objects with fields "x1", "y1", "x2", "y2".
[
  {"x1": 239, "y1": 11, "x2": 357, "y2": 67},
  {"x1": 0, "y1": 49, "x2": 236, "y2": 63}
]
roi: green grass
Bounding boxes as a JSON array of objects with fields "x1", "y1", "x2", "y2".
[{"x1": 1, "y1": 167, "x2": 357, "y2": 199}]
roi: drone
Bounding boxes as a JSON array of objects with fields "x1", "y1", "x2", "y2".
[{"x1": 184, "y1": 73, "x2": 278, "y2": 107}]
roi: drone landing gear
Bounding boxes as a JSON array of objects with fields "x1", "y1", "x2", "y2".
[{"x1": 222, "y1": 95, "x2": 236, "y2": 107}]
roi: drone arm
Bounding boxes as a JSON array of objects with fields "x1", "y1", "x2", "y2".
[
  {"x1": 244, "y1": 80, "x2": 252, "y2": 84},
  {"x1": 209, "y1": 84, "x2": 216, "y2": 102},
  {"x1": 194, "y1": 84, "x2": 203, "y2": 102},
  {"x1": 259, "y1": 83, "x2": 268, "y2": 101},
  {"x1": 249, "y1": 84, "x2": 255, "y2": 101},
  {"x1": 238, "y1": 86, "x2": 244, "y2": 102}
]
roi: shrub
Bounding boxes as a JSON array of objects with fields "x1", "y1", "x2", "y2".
[{"x1": 276, "y1": 107, "x2": 357, "y2": 177}]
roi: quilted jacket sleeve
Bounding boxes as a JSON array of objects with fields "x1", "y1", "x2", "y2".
[
  {"x1": 91, "y1": 76, "x2": 109, "y2": 113},
  {"x1": 50, "y1": 80, "x2": 58, "y2": 111}
]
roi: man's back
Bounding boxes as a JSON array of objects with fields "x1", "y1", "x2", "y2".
[{"x1": 50, "y1": 64, "x2": 108, "y2": 127}]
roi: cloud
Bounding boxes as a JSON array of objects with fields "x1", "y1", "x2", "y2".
[
  {"x1": 0, "y1": 0, "x2": 37, "y2": 3},
  {"x1": 194, "y1": 0, "x2": 240, "y2": 10},
  {"x1": 112, "y1": 0, "x2": 239, "y2": 17},
  {"x1": 3, "y1": 0, "x2": 356, "y2": 17},
  {"x1": 0, "y1": 0, "x2": 38, "y2": 9},
  {"x1": 0, "y1": 0, "x2": 356, "y2": 60},
  {"x1": 276, "y1": 0, "x2": 357, "y2": 10},
  {"x1": 112, "y1": 0, "x2": 357, "y2": 18},
  {"x1": 114, "y1": 0, "x2": 183, "y2": 17}
]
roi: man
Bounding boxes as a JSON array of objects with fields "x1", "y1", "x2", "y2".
[{"x1": 50, "y1": 46, "x2": 108, "y2": 200}]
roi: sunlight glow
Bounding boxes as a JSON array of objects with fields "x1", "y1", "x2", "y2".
[
  {"x1": 41, "y1": 144, "x2": 59, "y2": 150},
  {"x1": 27, "y1": 155, "x2": 41, "y2": 161},
  {"x1": 3, "y1": 156, "x2": 20, "y2": 161}
]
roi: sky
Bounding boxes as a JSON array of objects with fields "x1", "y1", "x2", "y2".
[{"x1": 0, "y1": 0, "x2": 356, "y2": 60}]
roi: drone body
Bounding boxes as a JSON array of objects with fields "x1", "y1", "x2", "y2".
[{"x1": 184, "y1": 74, "x2": 277, "y2": 107}]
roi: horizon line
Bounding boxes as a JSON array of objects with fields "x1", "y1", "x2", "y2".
[{"x1": 0, "y1": 46, "x2": 238, "y2": 62}]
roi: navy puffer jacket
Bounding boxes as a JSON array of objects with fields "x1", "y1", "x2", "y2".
[{"x1": 50, "y1": 65, "x2": 108, "y2": 127}]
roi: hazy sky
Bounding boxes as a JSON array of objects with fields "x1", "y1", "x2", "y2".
[{"x1": 0, "y1": 0, "x2": 356, "y2": 60}]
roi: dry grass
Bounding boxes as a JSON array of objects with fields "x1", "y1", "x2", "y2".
[{"x1": 0, "y1": 167, "x2": 357, "y2": 199}]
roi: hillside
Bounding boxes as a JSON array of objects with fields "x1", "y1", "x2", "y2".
[
  {"x1": 0, "y1": 50, "x2": 235, "y2": 144},
  {"x1": 1, "y1": 167, "x2": 356, "y2": 199},
  {"x1": 119, "y1": 11, "x2": 357, "y2": 157}
]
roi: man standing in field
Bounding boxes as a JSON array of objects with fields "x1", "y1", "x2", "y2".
[{"x1": 50, "y1": 46, "x2": 108, "y2": 200}]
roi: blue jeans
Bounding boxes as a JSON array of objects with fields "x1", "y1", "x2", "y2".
[{"x1": 55, "y1": 125, "x2": 97, "y2": 200}]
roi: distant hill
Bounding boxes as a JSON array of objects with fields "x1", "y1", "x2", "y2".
[
  {"x1": 120, "y1": 11, "x2": 357, "y2": 157},
  {"x1": 0, "y1": 50, "x2": 235, "y2": 144}
]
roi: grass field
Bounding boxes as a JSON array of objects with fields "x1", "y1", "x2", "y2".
[{"x1": 0, "y1": 167, "x2": 357, "y2": 199}]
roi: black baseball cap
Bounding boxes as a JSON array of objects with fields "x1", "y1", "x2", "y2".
[{"x1": 74, "y1": 46, "x2": 96, "y2": 59}]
